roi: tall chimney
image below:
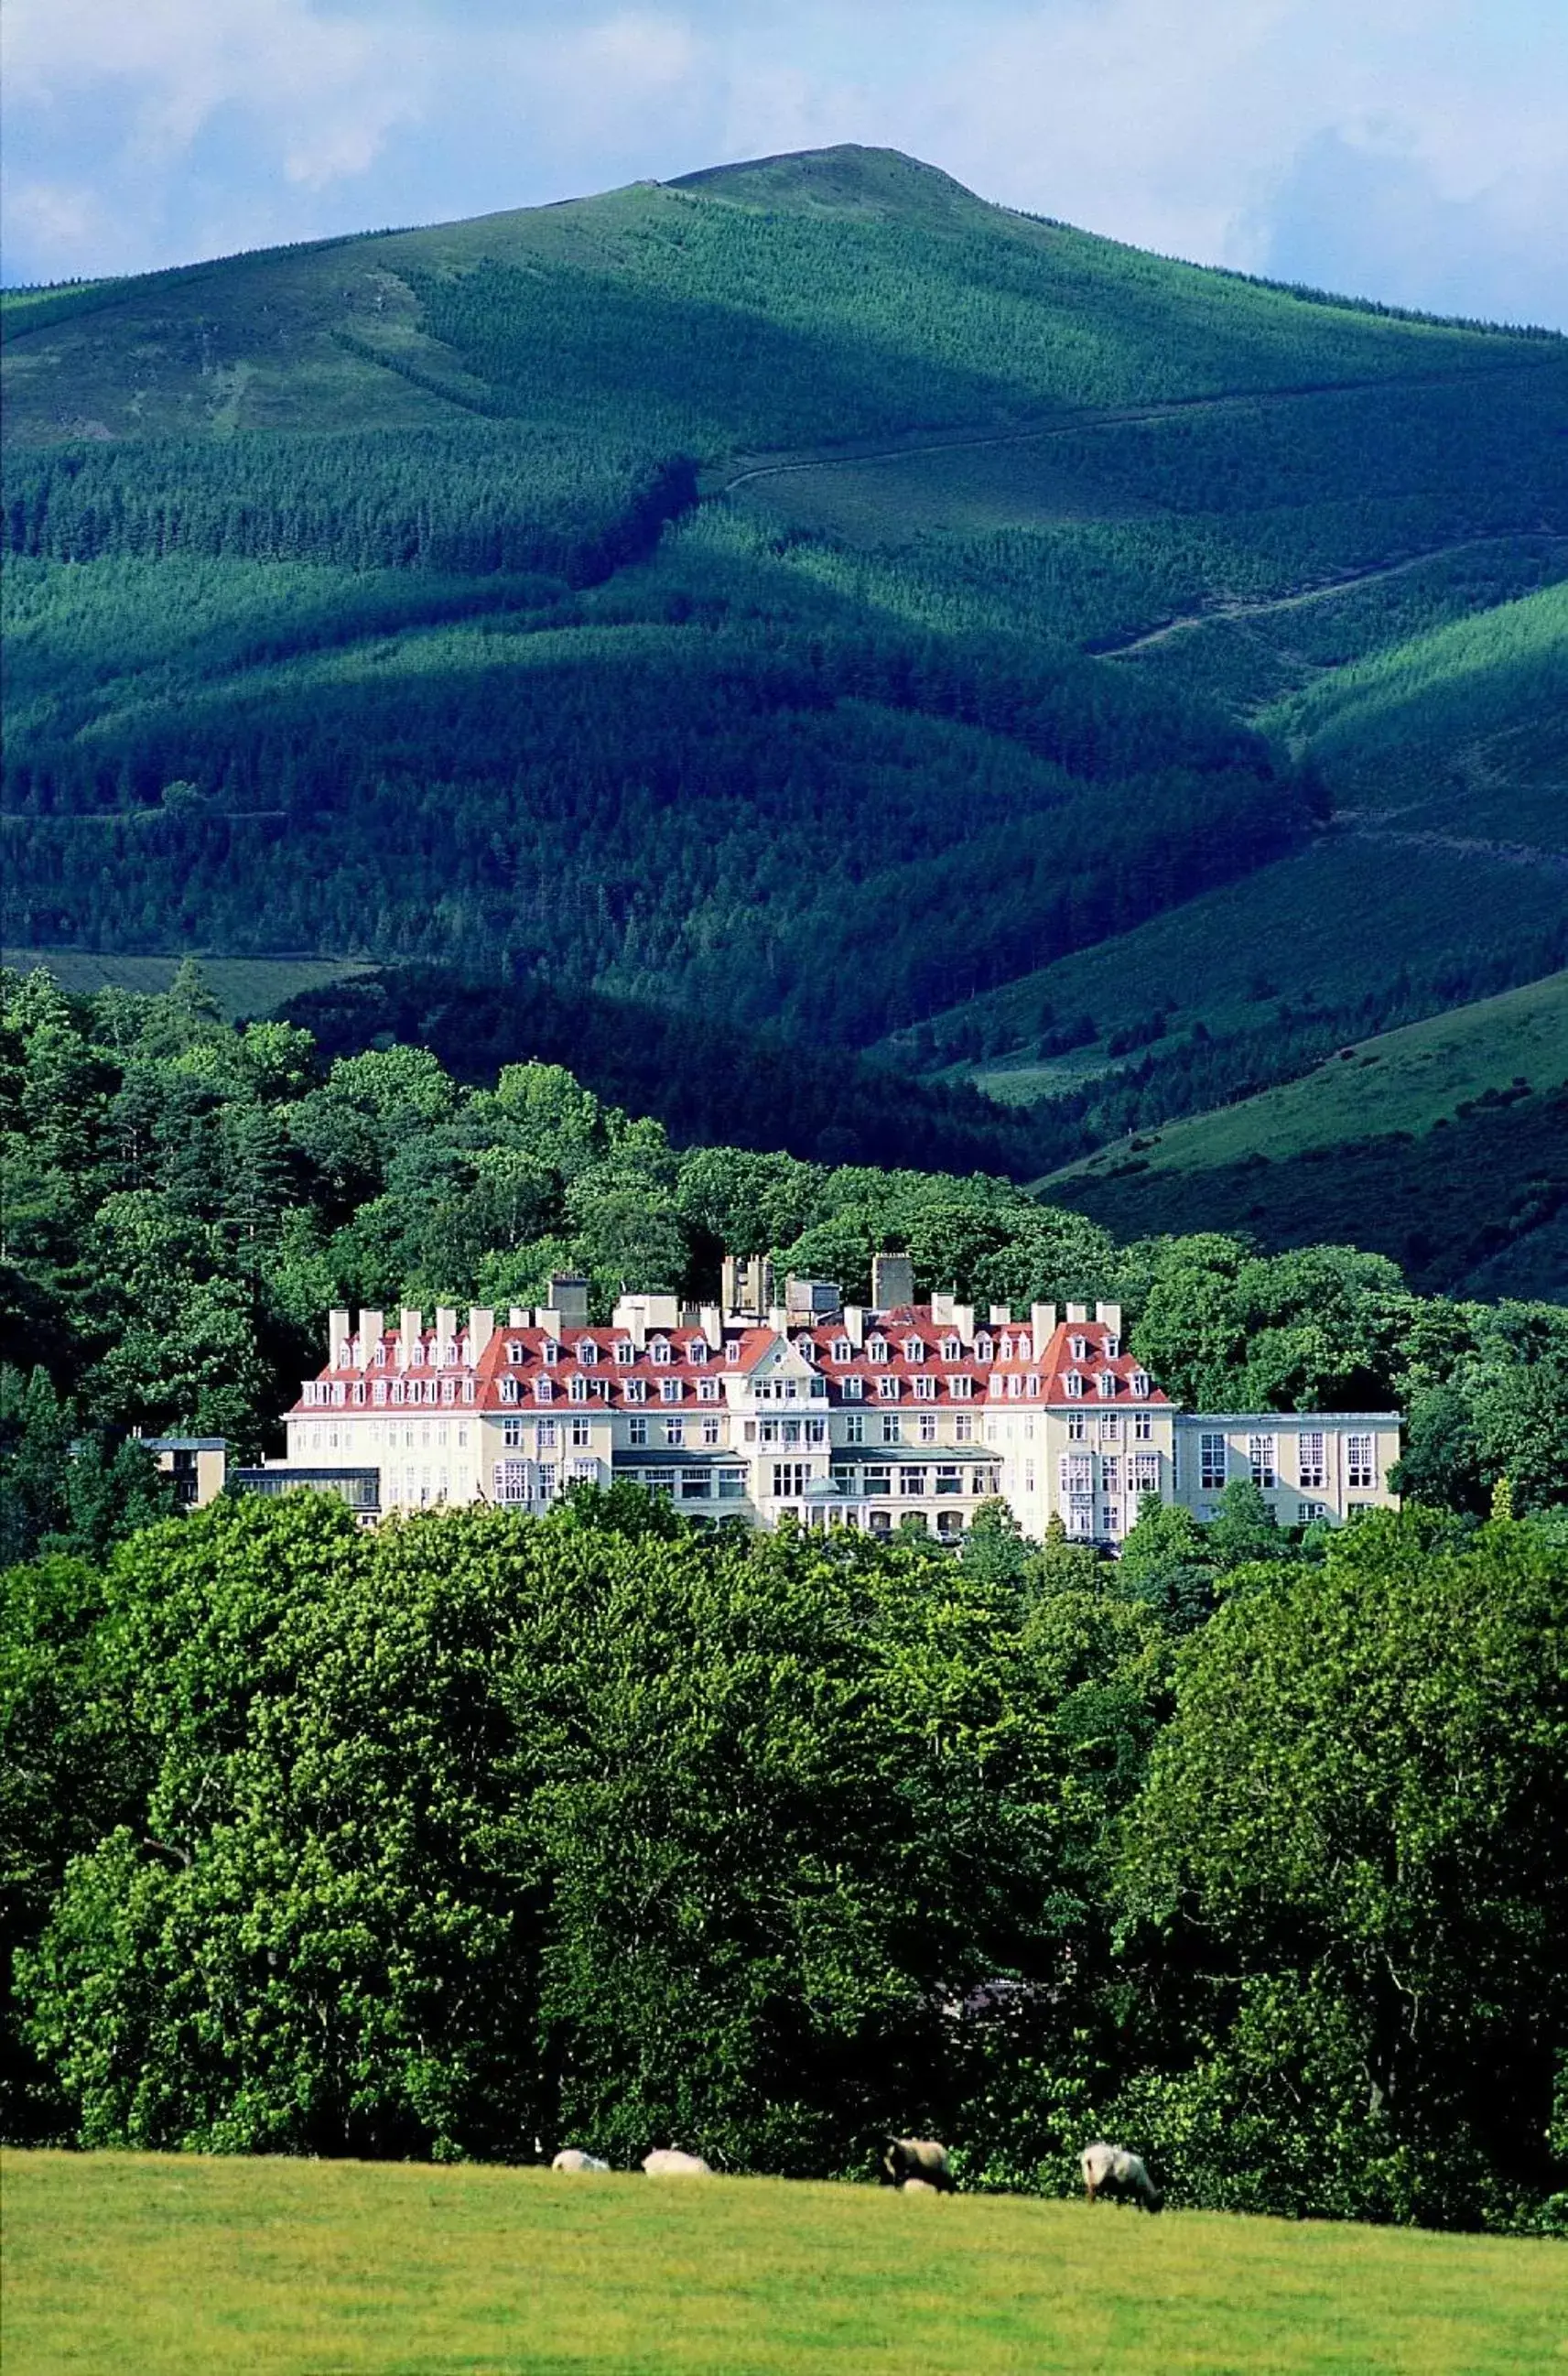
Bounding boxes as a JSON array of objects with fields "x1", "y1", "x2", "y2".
[
  {"x1": 843, "y1": 1305, "x2": 865, "y2": 1349},
  {"x1": 329, "y1": 1307, "x2": 351, "y2": 1369},
  {"x1": 1032, "y1": 1303, "x2": 1058, "y2": 1348},
  {"x1": 871, "y1": 1252, "x2": 914, "y2": 1313},
  {"x1": 989, "y1": 1304, "x2": 1013, "y2": 1327},
  {"x1": 400, "y1": 1307, "x2": 423, "y2": 1367},
  {"x1": 468, "y1": 1307, "x2": 495, "y2": 1364},
  {"x1": 1066, "y1": 1302, "x2": 1088, "y2": 1324},
  {"x1": 357, "y1": 1309, "x2": 384, "y2": 1368},
  {"x1": 435, "y1": 1306, "x2": 457, "y2": 1363},
  {"x1": 1096, "y1": 1302, "x2": 1123, "y2": 1335},
  {"x1": 951, "y1": 1303, "x2": 975, "y2": 1344},
  {"x1": 699, "y1": 1303, "x2": 722, "y2": 1351},
  {"x1": 548, "y1": 1274, "x2": 590, "y2": 1326}
]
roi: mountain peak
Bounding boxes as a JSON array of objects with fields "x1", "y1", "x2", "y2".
[{"x1": 665, "y1": 145, "x2": 987, "y2": 225}]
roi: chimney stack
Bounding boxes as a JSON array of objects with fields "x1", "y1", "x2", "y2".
[
  {"x1": 329, "y1": 1307, "x2": 351, "y2": 1370},
  {"x1": 400, "y1": 1307, "x2": 423, "y2": 1367},
  {"x1": 548, "y1": 1274, "x2": 590, "y2": 1327},
  {"x1": 468, "y1": 1307, "x2": 495, "y2": 1364},
  {"x1": 989, "y1": 1304, "x2": 1013, "y2": 1327},
  {"x1": 699, "y1": 1303, "x2": 722, "y2": 1351},
  {"x1": 1096, "y1": 1301, "x2": 1123, "y2": 1335},
  {"x1": 1032, "y1": 1303, "x2": 1058, "y2": 1347},
  {"x1": 871, "y1": 1252, "x2": 914, "y2": 1313},
  {"x1": 843, "y1": 1305, "x2": 865, "y2": 1349},
  {"x1": 1066, "y1": 1302, "x2": 1088, "y2": 1324},
  {"x1": 356, "y1": 1309, "x2": 384, "y2": 1367},
  {"x1": 435, "y1": 1306, "x2": 457, "y2": 1363}
]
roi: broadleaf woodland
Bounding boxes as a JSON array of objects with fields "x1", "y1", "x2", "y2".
[
  {"x1": 3, "y1": 146, "x2": 1565, "y2": 2234},
  {"x1": 2, "y1": 965, "x2": 1565, "y2": 2231}
]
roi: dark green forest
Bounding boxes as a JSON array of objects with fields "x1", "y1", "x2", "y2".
[{"x1": 5, "y1": 150, "x2": 1564, "y2": 1090}]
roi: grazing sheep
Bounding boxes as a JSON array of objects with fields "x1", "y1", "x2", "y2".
[
  {"x1": 550, "y1": 2149, "x2": 610, "y2": 2173},
  {"x1": 901, "y1": 2178, "x2": 938, "y2": 2195},
  {"x1": 1079, "y1": 2141, "x2": 1162, "y2": 2213},
  {"x1": 642, "y1": 2148, "x2": 713, "y2": 2177},
  {"x1": 881, "y1": 2137, "x2": 954, "y2": 2193}
]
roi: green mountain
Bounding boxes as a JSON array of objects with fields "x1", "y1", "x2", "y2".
[{"x1": 4, "y1": 146, "x2": 1564, "y2": 1229}]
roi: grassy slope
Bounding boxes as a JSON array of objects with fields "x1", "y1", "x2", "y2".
[
  {"x1": 0, "y1": 949, "x2": 370, "y2": 1020},
  {"x1": 5, "y1": 2152, "x2": 1563, "y2": 2376},
  {"x1": 1045, "y1": 972, "x2": 1568, "y2": 1182}
]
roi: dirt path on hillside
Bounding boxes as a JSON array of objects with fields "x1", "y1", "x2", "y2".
[
  {"x1": 707, "y1": 360, "x2": 1556, "y2": 501},
  {"x1": 1091, "y1": 535, "x2": 1560, "y2": 657},
  {"x1": 1339, "y1": 824, "x2": 1568, "y2": 873}
]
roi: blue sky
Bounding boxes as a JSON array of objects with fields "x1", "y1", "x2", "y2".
[{"x1": 5, "y1": 0, "x2": 1564, "y2": 326}]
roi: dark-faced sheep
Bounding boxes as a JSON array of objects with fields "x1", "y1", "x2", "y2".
[
  {"x1": 881, "y1": 2137, "x2": 954, "y2": 2193},
  {"x1": 1080, "y1": 2141, "x2": 1162, "y2": 2212}
]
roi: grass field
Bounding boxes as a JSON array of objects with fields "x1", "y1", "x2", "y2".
[
  {"x1": 1043, "y1": 971, "x2": 1568, "y2": 1185},
  {"x1": 1, "y1": 949, "x2": 371, "y2": 1020},
  {"x1": 4, "y1": 2152, "x2": 1563, "y2": 2376}
]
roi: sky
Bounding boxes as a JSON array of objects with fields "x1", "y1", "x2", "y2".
[{"x1": 4, "y1": 0, "x2": 1564, "y2": 328}]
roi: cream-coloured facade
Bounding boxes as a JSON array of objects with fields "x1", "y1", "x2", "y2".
[{"x1": 280, "y1": 1259, "x2": 1400, "y2": 1544}]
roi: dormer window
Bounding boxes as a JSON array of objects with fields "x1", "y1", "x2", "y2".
[
  {"x1": 832, "y1": 1338, "x2": 852, "y2": 1364},
  {"x1": 1070, "y1": 1335, "x2": 1088, "y2": 1361},
  {"x1": 1025, "y1": 1373, "x2": 1041, "y2": 1397},
  {"x1": 1131, "y1": 1369, "x2": 1151, "y2": 1398},
  {"x1": 570, "y1": 1375, "x2": 589, "y2": 1403},
  {"x1": 726, "y1": 1342, "x2": 741, "y2": 1365},
  {"x1": 940, "y1": 1337, "x2": 960, "y2": 1362},
  {"x1": 688, "y1": 1340, "x2": 707, "y2": 1364},
  {"x1": 624, "y1": 1378, "x2": 647, "y2": 1404},
  {"x1": 579, "y1": 1339, "x2": 598, "y2": 1365},
  {"x1": 542, "y1": 1338, "x2": 560, "y2": 1367},
  {"x1": 903, "y1": 1336, "x2": 924, "y2": 1363},
  {"x1": 500, "y1": 1376, "x2": 519, "y2": 1404},
  {"x1": 650, "y1": 1337, "x2": 672, "y2": 1366},
  {"x1": 867, "y1": 1336, "x2": 889, "y2": 1364},
  {"x1": 877, "y1": 1376, "x2": 901, "y2": 1401},
  {"x1": 841, "y1": 1376, "x2": 863, "y2": 1401},
  {"x1": 1098, "y1": 1372, "x2": 1117, "y2": 1399},
  {"x1": 974, "y1": 1334, "x2": 993, "y2": 1363},
  {"x1": 373, "y1": 1343, "x2": 386, "y2": 1367},
  {"x1": 615, "y1": 1339, "x2": 634, "y2": 1365},
  {"x1": 1104, "y1": 1335, "x2": 1119, "y2": 1360},
  {"x1": 535, "y1": 1378, "x2": 554, "y2": 1403},
  {"x1": 1064, "y1": 1371, "x2": 1083, "y2": 1398},
  {"x1": 661, "y1": 1378, "x2": 682, "y2": 1404},
  {"x1": 999, "y1": 1334, "x2": 1013, "y2": 1362},
  {"x1": 506, "y1": 1341, "x2": 524, "y2": 1364}
]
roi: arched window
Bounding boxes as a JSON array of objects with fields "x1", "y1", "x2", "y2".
[
  {"x1": 650, "y1": 1337, "x2": 672, "y2": 1366},
  {"x1": 903, "y1": 1336, "x2": 925, "y2": 1363},
  {"x1": 579, "y1": 1339, "x2": 598, "y2": 1365},
  {"x1": 867, "y1": 1335, "x2": 889, "y2": 1365},
  {"x1": 974, "y1": 1334, "x2": 993, "y2": 1363}
]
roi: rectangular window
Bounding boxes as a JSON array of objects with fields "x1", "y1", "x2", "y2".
[
  {"x1": 665, "y1": 1418, "x2": 686, "y2": 1448},
  {"x1": 1249, "y1": 1434, "x2": 1277, "y2": 1490},
  {"x1": 950, "y1": 1375, "x2": 972, "y2": 1401},
  {"x1": 1067, "y1": 1412, "x2": 1087, "y2": 1441},
  {"x1": 718, "y1": 1469, "x2": 746, "y2": 1500},
  {"x1": 571, "y1": 1416, "x2": 592, "y2": 1448},
  {"x1": 1346, "y1": 1433, "x2": 1376, "y2": 1490},
  {"x1": 772, "y1": 1461, "x2": 809, "y2": 1499},
  {"x1": 954, "y1": 1414, "x2": 973, "y2": 1442},
  {"x1": 645, "y1": 1470, "x2": 675, "y2": 1499},
  {"x1": 537, "y1": 1463, "x2": 557, "y2": 1499},
  {"x1": 661, "y1": 1379, "x2": 682, "y2": 1404},
  {"x1": 877, "y1": 1377, "x2": 901, "y2": 1401},
  {"x1": 570, "y1": 1459, "x2": 596, "y2": 1485},
  {"x1": 1298, "y1": 1430, "x2": 1326, "y2": 1490},
  {"x1": 1132, "y1": 1452, "x2": 1160, "y2": 1494},
  {"x1": 881, "y1": 1415, "x2": 902, "y2": 1444},
  {"x1": 698, "y1": 1378, "x2": 720, "y2": 1402},
  {"x1": 841, "y1": 1376, "x2": 863, "y2": 1402},
  {"x1": 493, "y1": 1460, "x2": 527, "y2": 1504},
  {"x1": 914, "y1": 1375, "x2": 936, "y2": 1401},
  {"x1": 843, "y1": 1414, "x2": 865, "y2": 1445},
  {"x1": 1101, "y1": 1457, "x2": 1120, "y2": 1495},
  {"x1": 861, "y1": 1467, "x2": 892, "y2": 1498},
  {"x1": 702, "y1": 1416, "x2": 721, "y2": 1446},
  {"x1": 900, "y1": 1468, "x2": 927, "y2": 1497},
  {"x1": 918, "y1": 1413, "x2": 938, "y2": 1443},
  {"x1": 1133, "y1": 1411, "x2": 1152, "y2": 1441},
  {"x1": 935, "y1": 1465, "x2": 962, "y2": 1495},
  {"x1": 503, "y1": 1417, "x2": 523, "y2": 1448},
  {"x1": 1098, "y1": 1413, "x2": 1120, "y2": 1443},
  {"x1": 680, "y1": 1469, "x2": 709, "y2": 1501},
  {"x1": 1199, "y1": 1432, "x2": 1227, "y2": 1492},
  {"x1": 628, "y1": 1416, "x2": 648, "y2": 1448},
  {"x1": 1060, "y1": 1453, "x2": 1093, "y2": 1494}
]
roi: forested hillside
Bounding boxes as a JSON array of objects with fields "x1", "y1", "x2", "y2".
[
  {"x1": 5, "y1": 962, "x2": 1565, "y2": 1568},
  {"x1": 4, "y1": 146, "x2": 1564, "y2": 1238}
]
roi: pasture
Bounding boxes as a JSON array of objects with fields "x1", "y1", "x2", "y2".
[
  {"x1": 3, "y1": 2151, "x2": 1563, "y2": 2376},
  {"x1": 0, "y1": 949, "x2": 370, "y2": 1021}
]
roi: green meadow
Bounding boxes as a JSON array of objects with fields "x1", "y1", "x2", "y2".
[{"x1": 5, "y1": 2152, "x2": 1563, "y2": 2376}]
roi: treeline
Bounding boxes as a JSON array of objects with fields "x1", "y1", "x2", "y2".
[
  {"x1": 3, "y1": 427, "x2": 697, "y2": 580},
  {"x1": 5, "y1": 961, "x2": 1566, "y2": 1568},
  {"x1": 4, "y1": 1486, "x2": 1564, "y2": 2232}
]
